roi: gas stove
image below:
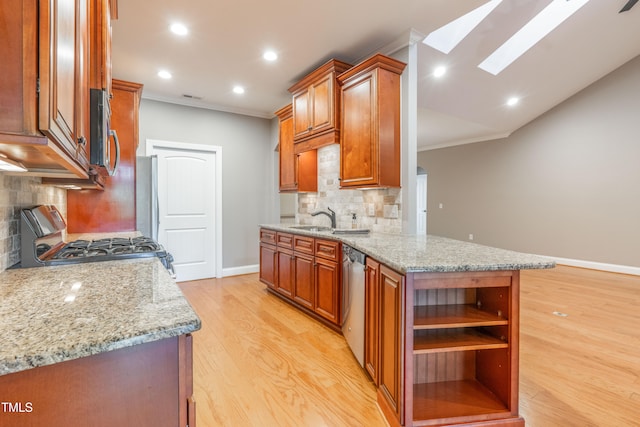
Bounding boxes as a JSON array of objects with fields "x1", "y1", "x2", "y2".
[{"x1": 19, "y1": 205, "x2": 174, "y2": 276}]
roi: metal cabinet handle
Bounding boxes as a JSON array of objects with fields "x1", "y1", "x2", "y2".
[{"x1": 109, "y1": 129, "x2": 120, "y2": 176}]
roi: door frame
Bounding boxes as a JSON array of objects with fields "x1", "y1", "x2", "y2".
[{"x1": 146, "y1": 139, "x2": 223, "y2": 279}]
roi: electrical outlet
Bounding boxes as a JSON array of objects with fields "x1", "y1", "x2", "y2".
[
  {"x1": 468, "y1": 234, "x2": 474, "y2": 240},
  {"x1": 367, "y1": 203, "x2": 375, "y2": 216},
  {"x1": 439, "y1": 203, "x2": 443, "y2": 209}
]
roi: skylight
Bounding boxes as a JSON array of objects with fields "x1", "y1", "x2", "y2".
[
  {"x1": 478, "y1": 0, "x2": 590, "y2": 75},
  {"x1": 423, "y1": 0, "x2": 503, "y2": 54}
]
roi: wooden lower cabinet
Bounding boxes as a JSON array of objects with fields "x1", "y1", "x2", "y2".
[
  {"x1": 259, "y1": 228, "x2": 342, "y2": 329},
  {"x1": 293, "y1": 253, "x2": 315, "y2": 310},
  {"x1": 378, "y1": 264, "x2": 404, "y2": 425},
  {"x1": 314, "y1": 256, "x2": 340, "y2": 324},
  {"x1": 364, "y1": 259, "x2": 524, "y2": 427},
  {"x1": 365, "y1": 257, "x2": 380, "y2": 384},
  {"x1": 406, "y1": 270, "x2": 523, "y2": 427},
  {"x1": 259, "y1": 242, "x2": 277, "y2": 289},
  {"x1": 277, "y1": 248, "x2": 295, "y2": 298},
  {"x1": 0, "y1": 335, "x2": 195, "y2": 427},
  {"x1": 366, "y1": 258, "x2": 404, "y2": 425}
]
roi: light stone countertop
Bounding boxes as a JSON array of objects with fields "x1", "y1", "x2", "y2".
[
  {"x1": 260, "y1": 224, "x2": 555, "y2": 273},
  {"x1": 0, "y1": 258, "x2": 201, "y2": 376}
]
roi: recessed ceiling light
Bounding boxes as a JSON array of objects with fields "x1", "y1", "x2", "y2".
[
  {"x1": 479, "y1": 0, "x2": 590, "y2": 75},
  {"x1": 506, "y1": 97, "x2": 520, "y2": 107},
  {"x1": 233, "y1": 86, "x2": 245, "y2": 94},
  {"x1": 158, "y1": 70, "x2": 172, "y2": 79},
  {"x1": 170, "y1": 23, "x2": 188, "y2": 36},
  {"x1": 433, "y1": 66, "x2": 447, "y2": 78},
  {"x1": 263, "y1": 50, "x2": 278, "y2": 61},
  {"x1": 423, "y1": 0, "x2": 503, "y2": 54}
]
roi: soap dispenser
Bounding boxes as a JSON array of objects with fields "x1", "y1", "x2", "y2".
[{"x1": 351, "y1": 213, "x2": 357, "y2": 229}]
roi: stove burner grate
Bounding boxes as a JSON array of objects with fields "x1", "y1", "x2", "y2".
[{"x1": 52, "y1": 237, "x2": 165, "y2": 260}]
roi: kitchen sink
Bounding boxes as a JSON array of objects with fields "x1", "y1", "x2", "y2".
[
  {"x1": 331, "y1": 228, "x2": 370, "y2": 235},
  {"x1": 289, "y1": 225, "x2": 333, "y2": 232}
]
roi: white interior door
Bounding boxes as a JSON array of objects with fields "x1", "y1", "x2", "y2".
[
  {"x1": 148, "y1": 140, "x2": 222, "y2": 281},
  {"x1": 416, "y1": 174, "x2": 427, "y2": 235}
]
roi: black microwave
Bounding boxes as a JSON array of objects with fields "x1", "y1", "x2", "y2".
[{"x1": 90, "y1": 89, "x2": 120, "y2": 176}]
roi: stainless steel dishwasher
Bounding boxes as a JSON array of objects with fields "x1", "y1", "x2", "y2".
[{"x1": 342, "y1": 244, "x2": 366, "y2": 367}]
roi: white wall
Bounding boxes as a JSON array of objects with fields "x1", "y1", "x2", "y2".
[
  {"x1": 137, "y1": 99, "x2": 275, "y2": 270},
  {"x1": 418, "y1": 55, "x2": 640, "y2": 269}
]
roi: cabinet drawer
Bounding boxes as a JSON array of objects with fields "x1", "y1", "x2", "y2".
[
  {"x1": 276, "y1": 232, "x2": 294, "y2": 249},
  {"x1": 260, "y1": 229, "x2": 277, "y2": 245},
  {"x1": 315, "y1": 239, "x2": 340, "y2": 261},
  {"x1": 293, "y1": 235, "x2": 314, "y2": 255}
]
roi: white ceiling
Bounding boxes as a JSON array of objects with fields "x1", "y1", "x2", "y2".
[{"x1": 112, "y1": 0, "x2": 640, "y2": 151}]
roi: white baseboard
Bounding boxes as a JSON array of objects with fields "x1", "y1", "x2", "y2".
[
  {"x1": 222, "y1": 264, "x2": 259, "y2": 277},
  {"x1": 539, "y1": 255, "x2": 640, "y2": 276}
]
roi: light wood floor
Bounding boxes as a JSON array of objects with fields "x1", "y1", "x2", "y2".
[
  {"x1": 519, "y1": 266, "x2": 640, "y2": 427},
  {"x1": 179, "y1": 265, "x2": 640, "y2": 427},
  {"x1": 178, "y1": 274, "x2": 387, "y2": 427}
]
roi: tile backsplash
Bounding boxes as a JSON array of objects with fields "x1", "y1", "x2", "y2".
[
  {"x1": 0, "y1": 175, "x2": 66, "y2": 272},
  {"x1": 297, "y1": 145, "x2": 402, "y2": 233}
]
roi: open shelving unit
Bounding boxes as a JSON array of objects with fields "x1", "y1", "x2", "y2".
[{"x1": 406, "y1": 271, "x2": 523, "y2": 427}]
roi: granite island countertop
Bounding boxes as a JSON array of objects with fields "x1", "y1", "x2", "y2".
[
  {"x1": 0, "y1": 258, "x2": 201, "y2": 376},
  {"x1": 260, "y1": 224, "x2": 555, "y2": 273}
]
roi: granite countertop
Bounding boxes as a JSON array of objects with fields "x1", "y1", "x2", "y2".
[
  {"x1": 260, "y1": 224, "x2": 555, "y2": 273},
  {"x1": 0, "y1": 258, "x2": 201, "y2": 376}
]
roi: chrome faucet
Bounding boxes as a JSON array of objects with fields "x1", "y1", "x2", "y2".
[{"x1": 311, "y1": 207, "x2": 336, "y2": 229}]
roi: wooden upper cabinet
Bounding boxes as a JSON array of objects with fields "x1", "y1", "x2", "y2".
[
  {"x1": 0, "y1": 0, "x2": 92, "y2": 178},
  {"x1": 276, "y1": 104, "x2": 317, "y2": 193},
  {"x1": 288, "y1": 59, "x2": 352, "y2": 153},
  {"x1": 39, "y1": 0, "x2": 87, "y2": 164},
  {"x1": 66, "y1": 80, "x2": 143, "y2": 232},
  {"x1": 338, "y1": 54, "x2": 406, "y2": 189},
  {"x1": 90, "y1": 0, "x2": 116, "y2": 93},
  {"x1": 276, "y1": 104, "x2": 297, "y2": 192}
]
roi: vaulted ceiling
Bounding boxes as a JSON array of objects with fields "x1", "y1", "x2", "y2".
[{"x1": 112, "y1": 0, "x2": 640, "y2": 150}]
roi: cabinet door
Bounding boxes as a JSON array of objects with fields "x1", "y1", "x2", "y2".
[
  {"x1": 75, "y1": 0, "x2": 90, "y2": 163},
  {"x1": 277, "y1": 249, "x2": 295, "y2": 298},
  {"x1": 315, "y1": 257, "x2": 341, "y2": 324},
  {"x1": 39, "y1": 0, "x2": 89, "y2": 165},
  {"x1": 293, "y1": 253, "x2": 314, "y2": 310},
  {"x1": 259, "y1": 243, "x2": 277, "y2": 289},
  {"x1": 379, "y1": 264, "x2": 404, "y2": 424},
  {"x1": 90, "y1": 0, "x2": 112, "y2": 93},
  {"x1": 365, "y1": 258, "x2": 380, "y2": 384},
  {"x1": 278, "y1": 110, "x2": 297, "y2": 192},
  {"x1": 292, "y1": 89, "x2": 311, "y2": 140},
  {"x1": 310, "y1": 74, "x2": 333, "y2": 135},
  {"x1": 340, "y1": 72, "x2": 377, "y2": 187},
  {"x1": 339, "y1": 55, "x2": 404, "y2": 189},
  {"x1": 296, "y1": 150, "x2": 318, "y2": 192}
]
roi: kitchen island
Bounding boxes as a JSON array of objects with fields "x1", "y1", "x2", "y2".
[
  {"x1": 0, "y1": 258, "x2": 200, "y2": 426},
  {"x1": 259, "y1": 224, "x2": 554, "y2": 427}
]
